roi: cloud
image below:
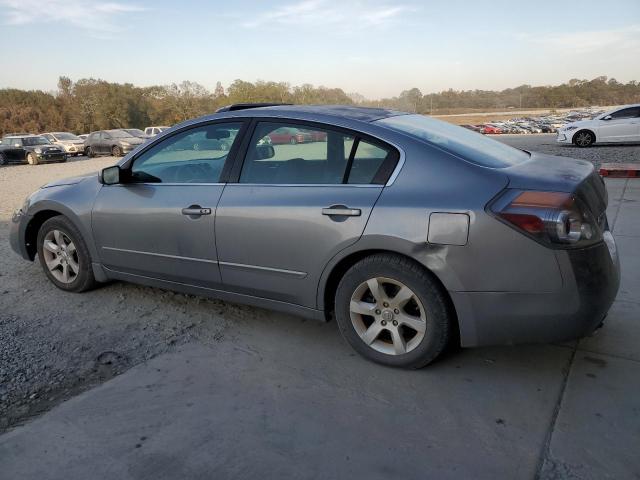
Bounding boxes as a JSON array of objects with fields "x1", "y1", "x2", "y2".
[
  {"x1": 519, "y1": 24, "x2": 640, "y2": 55},
  {"x1": 242, "y1": 0, "x2": 413, "y2": 30},
  {"x1": 0, "y1": 0, "x2": 146, "y2": 36}
]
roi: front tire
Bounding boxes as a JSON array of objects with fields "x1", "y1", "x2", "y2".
[
  {"x1": 289, "y1": 137, "x2": 297, "y2": 145},
  {"x1": 112, "y1": 145, "x2": 122, "y2": 157},
  {"x1": 0, "y1": 153, "x2": 7, "y2": 166},
  {"x1": 27, "y1": 153, "x2": 39, "y2": 165},
  {"x1": 573, "y1": 130, "x2": 595, "y2": 147},
  {"x1": 36, "y1": 216, "x2": 97, "y2": 293},
  {"x1": 335, "y1": 254, "x2": 451, "y2": 369},
  {"x1": 86, "y1": 147, "x2": 95, "y2": 158}
]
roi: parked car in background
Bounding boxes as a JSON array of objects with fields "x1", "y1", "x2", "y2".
[
  {"x1": 9, "y1": 104, "x2": 619, "y2": 369},
  {"x1": 78, "y1": 134, "x2": 89, "y2": 140},
  {"x1": 557, "y1": 104, "x2": 640, "y2": 147},
  {"x1": 84, "y1": 129, "x2": 145, "y2": 157},
  {"x1": 144, "y1": 126, "x2": 169, "y2": 136},
  {"x1": 123, "y1": 128, "x2": 151, "y2": 140},
  {"x1": 41, "y1": 132, "x2": 85, "y2": 156},
  {"x1": 267, "y1": 126, "x2": 313, "y2": 144},
  {"x1": 481, "y1": 125, "x2": 502, "y2": 134},
  {"x1": 0, "y1": 134, "x2": 66, "y2": 165},
  {"x1": 460, "y1": 124, "x2": 483, "y2": 133}
]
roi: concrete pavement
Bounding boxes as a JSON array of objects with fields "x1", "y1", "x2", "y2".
[{"x1": 1, "y1": 179, "x2": 638, "y2": 480}]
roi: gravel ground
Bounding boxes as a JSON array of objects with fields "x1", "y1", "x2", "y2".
[{"x1": 1, "y1": 136, "x2": 639, "y2": 432}]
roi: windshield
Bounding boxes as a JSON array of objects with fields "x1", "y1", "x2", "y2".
[
  {"x1": 109, "y1": 130, "x2": 134, "y2": 138},
  {"x1": 54, "y1": 132, "x2": 80, "y2": 140},
  {"x1": 23, "y1": 136, "x2": 51, "y2": 146},
  {"x1": 376, "y1": 114, "x2": 529, "y2": 168}
]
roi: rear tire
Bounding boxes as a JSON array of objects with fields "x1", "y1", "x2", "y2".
[
  {"x1": 86, "y1": 147, "x2": 95, "y2": 158},
  {"x1": 289, "y1": 137, "x2": 297, "y2": 145},
  {"x1": 573, "y1": 130, "x2": 595, "y2": 147},
  {"x1": 335, "y1": 254, "x2": 451, "y2": 369},
  {"x1": 112, "y1": 145, "x2": 122, "y2": 157},
  {"x1": 27, "y1": 153, "x2": 39, "y2": 165},
  {"x1": 36, "y1": 216, "x2": 97, "y2": 293},
  {"x1": 0, "y1": 153, "x2": 7, "y2": 166}
]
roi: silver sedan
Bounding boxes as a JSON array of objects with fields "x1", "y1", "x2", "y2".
[{"x1": 10, "y1": 105, "x2": 620, "y2": 368}]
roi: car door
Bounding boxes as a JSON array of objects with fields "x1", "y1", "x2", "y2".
[
  {"x1": 92, "y1": 120, "x2": 247, "y2": 288},
  {"x1": 215, "y1": 120, "x2": 400, "y2": 308},
  {"x1": 598, "y1": 107, "x2": 640, "y2": 142},
  {"x1": 5, "y1": 138, "x2": 25, "y2": 161}
]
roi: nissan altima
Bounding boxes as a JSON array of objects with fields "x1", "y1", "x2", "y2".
[{"x1": 10, "y1": 105, "x2": 620, "y2": 368}]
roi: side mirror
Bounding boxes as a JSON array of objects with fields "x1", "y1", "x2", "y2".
[
  {"x1": 603, "y1": 115, "x2": 612, "y2": 121},
  {"x1": 100, "y1": 165, "x2": 121, "y2": 185},
  {"x1": 255, "y1": 145, "x2": 275, "y2": 160}
]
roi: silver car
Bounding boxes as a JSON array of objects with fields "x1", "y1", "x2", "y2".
[{"x1": 10, "y1": 105, "x2": 620, "y2": 368}]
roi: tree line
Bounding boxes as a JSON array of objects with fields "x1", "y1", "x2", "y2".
[{"x1": 1, "y1": 76, "x2": 638, "y2": 135}]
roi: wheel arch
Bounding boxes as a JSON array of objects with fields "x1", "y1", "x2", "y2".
[
  {"x1": 572, "y1": 128, "x2": 596, "y2": 145},
  {"x1": 24, "y1": 209, "x2": 65, "y2": 259},
  {"x1": 24, "y1": 201, "x2": 95, "y2": 261},
  {"x1": 318, "y1": 246, "x2": 461, "y2": 346}
]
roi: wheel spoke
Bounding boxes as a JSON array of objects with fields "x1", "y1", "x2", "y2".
[
  {"x1": 67, "y1": 243, "x2": 76, "y2": 255},
  {"x1": 392, "y1": 285, "x2": 413, "y2": 307},
  {"x1": 366, "y1": 278, "x2": 386, "y2": 303},
  {"x1": 46, "y1": 256, "x2": 61, "y2": 270},
  {"x1": 361, "y1": 323, "x2": 384, "y2": 345},
  {"x1": 390, "y1": 328, "x2": 407, "y2": 354},
  {"x1": 398, "y1": 313, "x2": 426, "y2": 333},
  {"x1": 43, "y1": 240, "x2": 59, "y2": 254},
  {"x1": 68, "y1": 257, "x2": 80, "y2": 274},
  {"x1": 61, "y1": 263, "x2": 70, "y2": 282},
  {"x1": 350, "y1": 300, "x2": 377, "y2": 316},
  {"x1": 53, "y1": 230, "x2": 64, "y2": 247}
]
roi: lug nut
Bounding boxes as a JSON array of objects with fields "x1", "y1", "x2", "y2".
[
  {"x1": 381, "y1": 320, "x2": 387, "y2": 326},
  {"x1": 375, "y1": 309, "x2": 381, "y2": 315},
  {"x1": 394, "y1": 309, "x2": 399, "y2": 314},
  {"x1": 383, "y1": 302, "x2": 389, "y2": 308},
  {"x1": 392, "y1": 320, "x2": 398, "y2": 326}
]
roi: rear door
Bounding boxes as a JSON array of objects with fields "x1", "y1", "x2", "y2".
[
  {"x1": 92, "y1": 120, "x2": 247, "y2": 288},
  {"x1": 215, "y1": 120, "x2": 399, "y2": 308},
  {"x1": 598, "y1": 107, "x2": 640, "y2": 142},
  {"x1": 4, "y1": 138, "x2": 24, "y2": 161}
]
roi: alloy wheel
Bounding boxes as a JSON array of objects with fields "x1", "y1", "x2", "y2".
[
  {"x1": 575, "y1": 131, "x2": 593, "y2": 147},
  {"x1": 349, "y1": 277, "x2": 427, "y2": 355},
  {"x1": 42, "y1": 229, "x2": 79, "y2": 284}
]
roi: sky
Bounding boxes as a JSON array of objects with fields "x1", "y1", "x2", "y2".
[{"x1": 0, "y1": 0, "x2": 639, "y2": 99}]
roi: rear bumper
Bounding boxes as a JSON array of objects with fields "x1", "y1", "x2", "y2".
[{"x1": 452, "y1": 235, "x2": 620, "y2": 347}]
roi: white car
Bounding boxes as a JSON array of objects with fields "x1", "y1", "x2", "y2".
[
  {"x1": 41, "y1": 132, "x2": 86, "y2": 156},
  {"x1": 557, "y1": 104, "x2": 640, "y2": 147},
  {"x1": 144, "y1": 126, "x2": 170, "y2": 136}
]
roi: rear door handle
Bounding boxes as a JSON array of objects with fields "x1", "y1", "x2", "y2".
[
  {"x1": 322, "y1": 206, "x2": 361, "y2": 217},
  {"x1": 182, "y1": 206, "x2": 212, "y2": 216}
]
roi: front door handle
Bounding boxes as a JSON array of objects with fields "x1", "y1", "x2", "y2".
[
  {"x1": 322, "y1": 206, "x2": 361, "y2": 217},
  {"x1": 182, "y1": 206, "x2": 212, "y2": 216}
]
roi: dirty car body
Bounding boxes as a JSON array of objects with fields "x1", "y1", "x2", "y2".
[{"x1": 10, "y1": 105, "x2": 620, "y2": 367}]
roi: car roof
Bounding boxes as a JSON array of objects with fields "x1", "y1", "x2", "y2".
[{"x1": 232, "y1": 104, "x2": 407, "y2": 123}]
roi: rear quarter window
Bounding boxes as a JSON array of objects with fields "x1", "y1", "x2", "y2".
[{"x1": 376, "y1": 114, "x2": 529, "y2": 168}]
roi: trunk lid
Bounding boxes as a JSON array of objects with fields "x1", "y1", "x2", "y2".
[{"x1": 502, "y1": 151, "x2": 608, "y2": 223}]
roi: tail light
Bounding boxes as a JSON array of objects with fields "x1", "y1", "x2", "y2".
[{"x1": 489, "y1": 190, "x2": 602, "y2": 248}]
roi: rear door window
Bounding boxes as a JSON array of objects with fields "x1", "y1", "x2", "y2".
[{"x1": 239, "y1": 121, "x2": 398, "y2": 185}]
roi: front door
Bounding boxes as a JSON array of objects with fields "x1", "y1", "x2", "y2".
[
  {"x1": 216, "y1": 120, "x2": 399, "y2": 308},
  {"x1": 92, "y1": 121, "x2": 246, "y2": 288}
]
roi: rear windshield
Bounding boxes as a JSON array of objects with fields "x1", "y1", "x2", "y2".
[{"x1": 376, "y1": 114, "x2": 529, "y2": 168}]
